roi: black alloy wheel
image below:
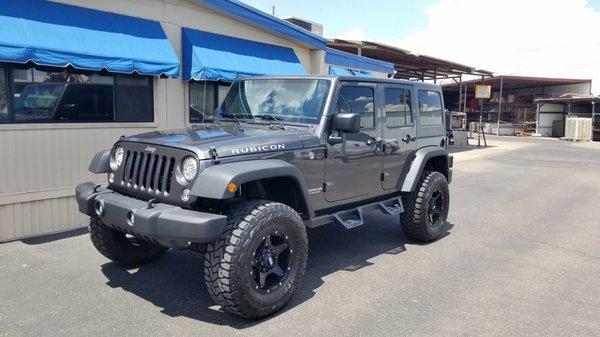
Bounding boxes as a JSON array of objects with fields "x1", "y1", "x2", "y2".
[{"x1": 251, "y1": 232, "x2": 293, "y2": 293}]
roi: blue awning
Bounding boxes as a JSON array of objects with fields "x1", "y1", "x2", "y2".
[
  {"x1": 329, "y1": 66, "x2": 374, "y2": 77},
  {"x1": 0, "y1": 0, "x2": 180, "y2": 77},
  {"x1": 196, "y1": 0, "x2": 326, "y2": 49},
  {"x1": 182, "y1": 28, "x2": 307, "y2": 81},
  {"x1": 325, "y1": 48, "x2": 394, "y2": 74}
]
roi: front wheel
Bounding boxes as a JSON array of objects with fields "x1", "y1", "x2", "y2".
[
  {"x1": 89, "y1": 218, "x2": 168, "y2": 267},
  {"x1": 400, "y1": 171, "x2": 450, "y2": 242},
  {"x1": 204, "y1": 200, "x2": 308, "y2": 319}
]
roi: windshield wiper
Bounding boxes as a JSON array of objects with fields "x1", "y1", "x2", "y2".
[
  {"x1": 219, "y1": 112, "x2": 247, "y2": 125},
  {"x1": 255, "y1": 114, "x2": 285, "y2": 130}
]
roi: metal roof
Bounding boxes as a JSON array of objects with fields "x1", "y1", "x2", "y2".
[
  {"x1": 197, "y1": 0, "x2": 327, "y2": 49},
  {"x1": 443, "y1": 75, "x2": 592, "y2": 92},
  {"x1": 324, "y1": 47, "x2": 395, "y2": 73},
  {"x1": 327, "y1": 39, "x2": 493, "y2": 80}
]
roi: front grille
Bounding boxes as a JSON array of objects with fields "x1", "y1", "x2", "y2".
[
  {"x1": 121, "y1": 151, "x2": 176, "y2": 195},
  {"x1": 109, "y1": 142, "x2": 197, "y2": 203}
]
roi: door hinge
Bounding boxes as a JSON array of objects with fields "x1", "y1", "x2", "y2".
[
  {"x1": 381, "y1": 172, "x2": 390, "y2": 181},
  {"x1": 208, "y1": 146, "x2": 220, "y2": 164},
  {"x1": 323, "y1": 181, "x2": 335, "y2": 192}
]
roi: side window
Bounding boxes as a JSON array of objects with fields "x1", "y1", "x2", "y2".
[
  {"x1": 418, "y1": 90, "x2": 443, "y2": 126},
  {"x1": 7, "y1": 66, "x2": 153, "y2": 123},
  {"x1": 336, "y1": 86, "x2": 375, "y2": 128},
  {"x1": 384, "y1": 88, "x2": 412, "y2": 127},
  {"x1": 114, "y1": 77, "x2": 153, "y2": 122}
]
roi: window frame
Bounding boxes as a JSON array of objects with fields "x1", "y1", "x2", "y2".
[
  {"x1": 0, "y1": 63, "x2": 154, "y2": 124},
  {"x1": 335, "y1": 83, "x2": 378, "y2": 130},
  {"x1": 417, "y1": 89, "x2": 444, "y2": 127},
  {"x1": 383, "y1": 85, "x2": 414, "y2": 129},
  {"x1": 0, "y1": 64, "x2": 10, "y2": 124},
  {"x1": 188, "y1": 80, "x2": 231, "y2": 124}
]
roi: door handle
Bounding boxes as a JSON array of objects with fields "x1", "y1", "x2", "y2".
[
  {"x1": 401, "y1": 135, "x2": 416, "y2": 144},
  {"x1": 366, "y1": 138, "x2": 383, "y2": 146}
]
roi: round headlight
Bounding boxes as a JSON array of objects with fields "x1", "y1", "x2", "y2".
[
  {"x1": 111, "y1": 146, "x2": 124, "y2": 170},
  {"x1": 182, "y1": 157, "x2": 198, "y2": 181}
]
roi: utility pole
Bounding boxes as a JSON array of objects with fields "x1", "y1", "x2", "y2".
[{"x1": 272, "y1": 5, "x2": 275, "y2": 16}]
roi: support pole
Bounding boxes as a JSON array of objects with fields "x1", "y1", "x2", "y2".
[
  {"x1": 433, "y1": 66, "x2": 437, "y2": 84},
  {"x1": 458, "y1": 74, "x2": 463, "y2": 112},
  {"x1": 535, "y1": 103, "x2": 540, "y2": 135},
  {"x1": 496, "y1": 77, "x2": 503, "y2": 136}
]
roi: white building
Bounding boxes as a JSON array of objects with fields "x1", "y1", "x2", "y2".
[{"x1": 0, "y1": 0, "x2": 394, "y2": 241}]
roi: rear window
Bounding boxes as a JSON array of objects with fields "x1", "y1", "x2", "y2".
[{"x1": 418, "y1": 90, "x2": 443, "y2": 126}]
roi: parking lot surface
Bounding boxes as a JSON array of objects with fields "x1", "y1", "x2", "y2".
[{"x1": 1, "y1": 136, "x2": 599, "y2": 337}]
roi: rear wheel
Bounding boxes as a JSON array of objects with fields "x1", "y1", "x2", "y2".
[
  {"x1": 400, "y1": 171, "x2": 449, "y2": 242},
  {"x1": 89, "y1": 218, "x2": 167, "y2": 267},
  {"x1": 204, "y1": 200, "x2": 308, "y2": 319}
]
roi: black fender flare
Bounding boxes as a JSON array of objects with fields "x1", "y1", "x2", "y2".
[
  {"x1": 88, "y1": 149, "x2": 111, "y2": 174},
  {"x1": 190, "y1": 159, "x2": 313, "y2": 215},
  {"x1": 400, "y1": 147, "x2": 451, "y2": 192}
]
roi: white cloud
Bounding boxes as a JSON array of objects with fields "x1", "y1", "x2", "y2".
[
  {"x1": 339, "y1": 26, "x2": 367, "y2": 41},
  {"x1": 341, "y1": 0, "x2": 600, "y2": 94}
]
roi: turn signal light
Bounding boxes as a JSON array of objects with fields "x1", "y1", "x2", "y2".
[{"x1": 227, "y1": 182, "x2": 238, "y2": 193}]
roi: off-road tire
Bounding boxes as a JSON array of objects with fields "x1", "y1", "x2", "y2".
[
  {"x1": 89, "y1": 218, "x2": 168, "y2": 267},
  {"x1": 400, "y1": 171, "x2": 450, "y2": 242},
  {"x1": 204, "y1": 200, "x2": 308, "y2": 319}
]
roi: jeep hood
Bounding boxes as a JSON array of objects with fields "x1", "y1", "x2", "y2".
[{"x1": 123, "y1": 124, "x2": 320, "y2": 159}]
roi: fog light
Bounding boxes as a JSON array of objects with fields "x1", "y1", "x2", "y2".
[
  {"x1": 108, "y1": 172, "x2": 114, "y2": 184},
  {"x1": 95, "y1": 200, "x2": 105, "y2": 217},
  {"x1": 126, "y1": 211, "x2": 135, "y2": 226},
  {"x1": 227, "y1": 182, "x2": 238, "y2": 193},
  {"x1": 181, "y1": 188, "x2": 191, "y2": 201}
]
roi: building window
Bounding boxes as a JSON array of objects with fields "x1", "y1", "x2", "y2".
[
  {"x1": 418, "y1": 90, "x2": 443, "y2": 126},
  {"x1": 1, "y1": 64, "x2": 153, "y2": 123},
  {"x1": 0, "y1": 66, "x2": 8, "y2": 121},
  {"x1": 189, "y1": 81, "x2": 230, "y2": 123},
  {"x1": 384, "y1": 88, "x2": 412, "y2": 127},
  {"x1": 336, "y1": 86, "x2": 375, "y2": 128}
]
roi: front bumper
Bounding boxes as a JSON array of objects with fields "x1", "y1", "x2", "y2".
[{"x1": 75, "y1": 182, "x2": 227, "y2": 247}]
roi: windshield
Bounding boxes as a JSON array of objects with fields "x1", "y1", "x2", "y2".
[
  {"x1": 14, "y1": 84, "x2": 66, "y2": 120},
  {"x1": 219, "y1": 79, "x2": 330, "y2": 124}
]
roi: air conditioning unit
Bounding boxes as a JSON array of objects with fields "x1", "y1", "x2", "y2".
[
  {"x1": 283, "y1": 17, "x2": 323, "y2": 36},
  {"x1": 564, "y1": 117, "x2": 592, "y2": 141}
]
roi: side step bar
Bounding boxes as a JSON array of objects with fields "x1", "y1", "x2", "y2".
[{"x1": 305, "y1": 196, "x2": 405, "y2": 229}]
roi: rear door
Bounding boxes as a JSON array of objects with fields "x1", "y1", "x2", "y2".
[
  {"x1": 381, "y1": 84, "x2": 417, "y2": 190},
  {"x1": 415, "y1": 88, "x2": 446, "y2": 148}
]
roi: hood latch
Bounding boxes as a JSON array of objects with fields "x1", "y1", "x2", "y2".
[{"x1": 208, "y1": 146, "x2": 220, "y2": 164}]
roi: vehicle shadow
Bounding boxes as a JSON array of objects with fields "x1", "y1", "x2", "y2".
[{"x1": 101, "y1": 213, "x2": 454, "y2": 329}]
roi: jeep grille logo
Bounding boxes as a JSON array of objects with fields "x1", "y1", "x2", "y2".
[{"x1": 144, "y1": 146, "x2": 157, "y2": 153}]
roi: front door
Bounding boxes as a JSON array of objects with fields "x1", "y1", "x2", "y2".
[
  {"x1": 324, "y1": 83, "x2": 383, "y2": 202},
  {"x1": 381, "y1": 84, "x2": 417, "y2": 190}
]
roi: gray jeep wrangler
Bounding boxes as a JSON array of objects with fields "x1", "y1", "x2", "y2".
[{"x1": 76, "y1": 76, "x2": 452, "y2": 319}]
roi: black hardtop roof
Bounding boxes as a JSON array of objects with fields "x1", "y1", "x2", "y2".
[{"x1": 235, "y1": 75, "x2": 443, "y2": 91}]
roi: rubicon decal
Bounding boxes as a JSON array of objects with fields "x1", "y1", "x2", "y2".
[{"x1": 231, "y1": 144, "x2": 285, "y2": 155}]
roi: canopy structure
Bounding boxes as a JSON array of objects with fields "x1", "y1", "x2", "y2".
[
  {"x1": 327, "y1": 39, "x2": 492, "y2": 82},
  {"x1": 328, "y1": 66, "x2": 374, "y2": 78},
  {"x1": 325, "y1": 48, "x2": 394, "y2": 75},
  {"x1": 182, "y1": 28, "x2": 306, "y2": 81},
  {"x1": 0, "y1": 0, "x2": 180, "y2": 77}
]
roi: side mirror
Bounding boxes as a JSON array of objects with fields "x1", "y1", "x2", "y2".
[
  {"x1": 334, "y1": 112, "x2": 361, "y2": 133},
  {"x1": 62, "y1": 103, "x2": 78, "y2": 116}
]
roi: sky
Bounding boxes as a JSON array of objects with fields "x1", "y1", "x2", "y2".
[{"x1": 241, "y1": 0, "x2": 600, "y2": 94}]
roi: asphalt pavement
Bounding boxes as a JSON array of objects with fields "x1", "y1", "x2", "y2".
[{"x1": 1, "y1": 136, "x2": 599, "y2": 337}]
